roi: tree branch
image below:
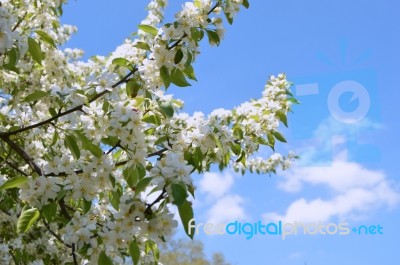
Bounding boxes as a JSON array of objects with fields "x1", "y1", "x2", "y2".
[
  {"x1": 145, "y1": 187, "x2": 166, "y2": 215},
  {"x1": 45, "y1": 147, "x2": 169, "y2": 177},
  {"x1": 0, "y1": 69, "x2": 136, "y2": 137},
  {"x1": 0, "y1": 136, "x2": 43, "y2": 175},
  {"x1": 42, "y1": 218, "x2": 72, "y2": 248}
]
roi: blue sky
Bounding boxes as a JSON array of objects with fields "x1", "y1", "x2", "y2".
[{"x1": 61, "y1": 1, "x2": 400, "y2": 264}]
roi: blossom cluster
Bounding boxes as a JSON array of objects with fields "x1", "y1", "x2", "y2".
[{"x1": 0, "y1": 0, "x2": 296, "y2": 264}]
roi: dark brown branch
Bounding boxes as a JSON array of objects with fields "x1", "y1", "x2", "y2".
[
  {"x1": 0, "y1": 69, "x2": 136, "y2": 137},
  {"x1": 0, "y1": 136, "x2": 43, "y2": 175},
  {"x1": 167, "y1": 1, "x2": 220, "y2": 50},
  {"x1": 71, "y1": 243, "x2": 78, "y2": 265},
  {"x1": 12, "y1": 12, "x2": 27, "y2": 32},
  {"x1": 4, "y1": 160, "x2": 28, "y2": 176},
  {"x1": 42, "y1": 218, "x2": 72, "y2": 248},
  {"x1": 106, "y1": 140, "x2": 121, "y2": 155},
  {"x1": 59, "y1": 199, "x2": 78, "y2": 265},
  {"x1": 145, "y1": 187, "x2": 166, "y2": 215},
  {"x1": 208, "y1": 1, "x2": 221, "y2": 15},
  {"x1": 46, "y1": 147, "x2": 169, "y2": 177}
]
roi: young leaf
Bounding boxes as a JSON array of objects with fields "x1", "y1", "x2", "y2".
[
  {"x1": 224, "y1": 11, "x2": 233, "y2": 25},
  {"x1": 134, "y1": 41, "x2": 151, "y2": 51},
  {"x1": 65, "y1": 134, "x2": 81, "y2": 159},
  {"x1": 160, "y1": 65, "x2": 170, "y2": 89},
  {"x1": 24, "y1": 91, "x2": 49, "y2": 102},
  {"x1": 17, "y1": 208, "x2": 40, "y2": 233},
  {"x1": 159, "y1": 101, "x2": 174, "y2": 118},
  {"x1": 178, "y1": 200, "x2": 195, "y2": 239},
  {"x1": 183, "y1": 64, "x2": 197, "y2": 81},
  {"x1": 112, "y1": 57, "x2": 130, "y2": 68},
  {"x1": 123, "y1": 167, "x2": 139, "y2": 188},
  {"x1": 36, "y1": 30, "x2": 57, "y2": 48},
  {"x1": 272, "y1": 131, "x2": 287, "y2": 143},
  {"x1": 135, "y1": 177, "x2": 152, "y2": 194},
  {"x1": 206, "y1": 30, "x2": 220, "y2": 46},
  {"x1": 28, "y1": 37, "x2": 44, "y2": 65},
  {"x1": 146, "y1": 240, "x2": 160, "y2": 262},
  {"x1": 174, "y1": 49, "x2": 184, "y2": 64},
  {"x1": 41, "y1": 202, "x2": 57, "y2": 222},
  {"x1": 170, "y1": 68, "x2": 191, "y2": 87},
  {"x1": 171, "y1": 183, "x2": 187, "y2": 206},
  {"x1": 98, "y1": 251, "x2": 113, "y2": 265},
  {"x1": 267, "y1": 132, "x2": 275, "y2": 151},
  {"x1": 0, "y1": 176, "x2": 28, "y2": 190},
  {"x1": 129, "y1": 240, "x2": 141, "y2": 265},
  {"x1": 126, "y1": 79, "x2": 141, "y2": 98},
  {"x1": 242, "y1": 0, "x2": 250, "y2": 8},
  {"x1": 138, "y1": 24, "x2": 158, "y2": 35},
  {"x1": 276, "y1": 110, "x2": 288, "y2": 127}
]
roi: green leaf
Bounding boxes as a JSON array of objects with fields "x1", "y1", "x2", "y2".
[
  {"x1": 178, "y1": 200, "x2": 195, "y2": 239},
  {"x1": 160, "y1": 65, "x2": 170, "y2": 89},
  {"x1": 112, "y1": 57, "x2": 130, "y2": 68},
  {"x1": 17, "y1": 208, "x2": 40, "y2": 233},
  {"x1": 36, "y1": 30, "x2": 57, "y2": 48},
  {"x1": 0, "y1": 176, "x2": 28, "y2": 190},
  {"x1": 24, "y1": 91, "x2": 49, "y2": 102},
  {"x1": 82, "y1": 199, "x2": 92, "y2": 214},
  {"x1": 276, "y1": 111, "x2": 288, "y2": 127},
  {"x1": 65, "y1": 134, "x2": 80, "y2": 159},
  {"x1": 129, "y1": 240, "x2": 141, "y2": 265},
  {"x1": 212, "y1": 134, "x2": 223, "y2": 149},
  {"x1": 138, "y1": 24, "x2": 158, "y2": 35},
  {"x1": 190, "y1": 28, "x2": 204, "y2": 42},
  {"x1": 174, "y1": 49, "x2": 184, "y2": 64},
  {"x1": 126, "y1": 79, "x2": 141, "y2": 98},
  {"x1": 287, "y1": 97, "x2": 300, "y2": 104},
  {"x1": 41, "y1": 202, "x2": 57, "y2": 222},
  {"x1": 267, "y1": 132, "x2": 275, "y2": 151},
  {"x1": 101, "y1": 137, "x2": 119, "y2": 147},
  {"x1": 185, "y1": 50, "x2": 193, "y2": 68},
  {"x1": 134, "y1": 41, "x2": 151, "y2": 51},
  {"x1": 206, "y1": 30, "x2": 220, "y2": 46},
  {"x1": 142, "y1": 114, "x2": 161, "y2": 125},
  {"x1": 5, "y1": 48, "x2": 18, "y2": 68},
  {"x1": 146, "y1": 240, "x2": 159, "y2": 262},
  {"x1": 98, "y1": 251, "x2": 113, "y2": 265},
  {"x1": 135, "y1": 177, "x2": 152, "y2": 194},
  {"x1": 28, "y1": 37, "x2": 43, "y2": 64},
  {"x1": 224, "y1": 11, "x2": 233, "y2": 25},
  {"x1": 272, "y1": 131, "x2": 287, "y2": 143},
  {"x1": 171, "y1": 183, "x2": 187, "y2": 206},
  {"x1": 159, "y1": 101, "x2": 174, "y2": 118},
  {"x1": 77, "y1": 133, "x2": 102, "y2": 158},
  {"x1": 170, "y1": 68, "x2": 191, "y2": 87},
  {"x1": 49, "y1": 108, "x2": 58, "y2": 117},
  {"x1": 109, "y1": 190, "x2": 121, "y2": 210},
  {"x1": 84, "y1": 142, "x2": 103, "y2": 158},
  {"x1": 242, "y1": 0, "x2": 250, "y2": 8},
  {"x1": 183, "y1": 64, "x2": 197, "y2": 81},
  {"x1": 123, "y1": 167, "x2": 139, "y2": 188}
]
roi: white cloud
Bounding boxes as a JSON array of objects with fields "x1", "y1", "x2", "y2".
[
  {"x1": 263, "y1": 117, "x2": 400, "y2": 223},
  {"x1": 278, "y1": 160, "x2": 385, "y2": 193},
  {"x1": 196, "y1": 171, "x2": 247, "y2": 224},
  {"x1": 206, "y1": 194, "x2": 246, "y2": 223},
  {"x1": 199, "y1": 171, "x2": 234, "y2": 198}
]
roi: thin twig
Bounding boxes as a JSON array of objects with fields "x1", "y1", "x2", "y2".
[
  {"x1": 0, "y1": 69, "x2": 136, "y2": 137},
  {"x1": 46, "y1": 147, "x2": 169, "y2": 177},
  {"x1": 0, "y1": 136, "x2": 43, "y2": 175},
  {"x1": 42, "y1": 218, "x2": 72, "y2": 248}
]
